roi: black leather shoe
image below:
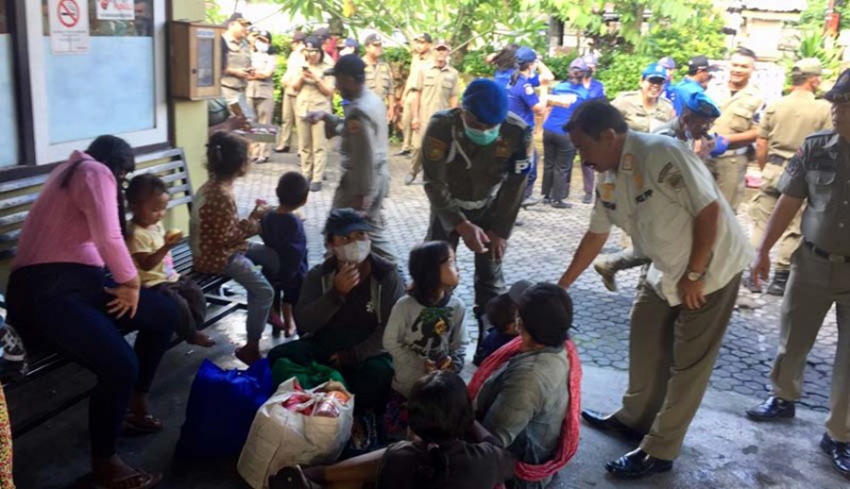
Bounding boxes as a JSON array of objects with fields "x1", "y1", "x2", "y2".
[
  {"x1": 821, "y1": 433, "x2": 850, "y2": 479},
  {"x1": 746, "y1": 396, "x2": 795, "y2": 421},
  {"x1": 394, "y1": 149, "x2": 411, "y2": 157},
  {"x1": 605, "y1": 449, "x2": 673, "y2": 479},
  {"x1": 766, "y1": 269, "x2": 790, "y2": 296},
  {"x1": 581, "y1": 410, "x2": 645, "y2": 442}
]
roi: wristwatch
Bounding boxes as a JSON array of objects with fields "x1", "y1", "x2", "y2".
[{"x1": 686, "y1": 268, "x2": 705, "y2": 281}]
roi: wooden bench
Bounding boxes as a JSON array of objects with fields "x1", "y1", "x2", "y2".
[{"x1": 0, "y1": 148, "x2": 244, "y2": 437}]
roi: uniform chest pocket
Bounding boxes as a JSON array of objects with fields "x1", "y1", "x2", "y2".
[
  {"x1": 423, "y1": 74, "x2": 437, "y2": 87},
  {"x1": 441, "y1": 78, "x2": 456, "y2": 90},
  {"x1": 805, "y1": 169, "x2": 836, "y2": 211},
  {"x1": 728, "y1": 106, "x2": 753, "y2": 132}
]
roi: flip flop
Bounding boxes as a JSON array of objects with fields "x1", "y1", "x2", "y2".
[
  {"x1": 123, "y1": 413, "x2": 163, "y2": 434},
  {"x1": 92, "y1": 470, "x2": 162, "y2": 489}
]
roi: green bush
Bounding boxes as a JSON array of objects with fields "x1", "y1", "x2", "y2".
[
  {"x1": 541, "y1": 54, "x2": 580, "y2": 81},
  {"x1": 596, "y1": 52, "x2": 654, "y2": 99}
]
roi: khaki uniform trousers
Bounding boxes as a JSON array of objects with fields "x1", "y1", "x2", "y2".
[
  {"x1": 614, "y1": 273, "x2": 742, "y2": 460},
  {"x1": 748, "y1": 162, "x2": 803, "y2": 270},
  {"x1": 771, "y1": 244, "x2": 850, "y2": 442},
  {"x1": 296, "y1": 118, "x2": 327, "y2": 184},
  {"x1": 401, "y1": 92, "x2": 417, "y2": 152},
  {"x1": 221, "y1": 86, "x2": 244, "y2": 110},
  {"x1": 707, "y1": 153, "x2": 748, "y2": 212},
  {"x1": 276, "y1": 94, "x2": 297, "y2": 151},
  {"x1": 249, "y1": 96, "x2": 275, "y2": 160}
]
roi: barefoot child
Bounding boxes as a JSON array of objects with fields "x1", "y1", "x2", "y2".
[
  {"x1": 190, "y1": 132, "x2": 277, "y2": 365},
  {"x1": 383, "y1": 241, "x2": 467, "y2": 399},
  {"x1": 126, "y1": 174, "x2": 214, "y2": 347},
  {"x1": 260, "y1": 172, "x2": 309, "y2": 338}
]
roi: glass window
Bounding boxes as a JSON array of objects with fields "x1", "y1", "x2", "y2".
[
  {"x1": 0, "y1": 2, "x2": 19, "y2": 167},
  {"x1": 40, "y1": 0, "x2": 156, "y2": 144}
]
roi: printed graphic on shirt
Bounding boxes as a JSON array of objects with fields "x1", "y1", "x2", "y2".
[{"x1": 409, "y1": 306, "x2": 455, "y2": 358}]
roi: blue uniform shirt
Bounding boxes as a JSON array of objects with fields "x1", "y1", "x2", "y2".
[
  {"x1": 495, "y1": 69, "x2": 540, "y2": 89},
  {"x1": 542, "y1": 81, "x2": 587, "y2": 134},
  {"x1": 507, "y1": 74, "x2": 539, "y2": 127},
  {"x1": 663, "y1": 81, "x2": 676, "y2": 103},
  {"x1": 583, "y1": 78, "x2": 606, "y2": 100},
  {"x1": 670, "y1": 78, "x2": 705, "y2": 116}
]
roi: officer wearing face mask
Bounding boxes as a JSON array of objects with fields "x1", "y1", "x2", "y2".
[
  {"x1": 268, "y1": 208, "x2": 406, "y2": 414},
  {"x1": 420, "y1": 78, "x2": 532, "y2": 360},
  {"x1": 246, "y1": 29, "x2": 278, "y2": 163}
]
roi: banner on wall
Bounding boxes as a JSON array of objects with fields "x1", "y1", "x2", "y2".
[
  {"x1": 96, "y1": 0, "x2": 135, "y2": 21},
  {"x1": 49, "y1": 0, "x2": 90, "y2": 55}
]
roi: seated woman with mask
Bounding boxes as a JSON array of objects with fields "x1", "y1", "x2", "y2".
[{"x1": 267, "y1": 208, "x2": 405, "y2": 414}]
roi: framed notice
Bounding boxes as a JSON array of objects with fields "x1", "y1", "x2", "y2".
[
  {"x1": 49, "y1": 0, "x2": 90, "y2": 55},
  {"x1": 97, "y1": 0, "x2": 135, "y2": 21}
]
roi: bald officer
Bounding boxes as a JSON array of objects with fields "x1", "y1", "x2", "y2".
[
  {"x1": 611, "y1": 63, "x2": 676, "y2": 133},
  {"x1": 420, "y1": 79, "x2": 531, "y2": 354},
  {"x1": 706, "y1": 47, "x2": 765, "y2": 212},
  {"x1": 305, "y1": 55, "x2": 395, "y2": 262},
  {"x1": 745, "y1": 70, "x2": 850, "y2": 480},
  {"x1": 559, "y1": 100, "x2": 750, "y2": 479},
  {"x1": 749, "y1": 58, "x2": 831, "y2": 296}
]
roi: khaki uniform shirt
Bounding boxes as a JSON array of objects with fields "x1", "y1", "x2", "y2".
[
  {"x1": 759, "y1": 90, "x2": 832, "y2": 161},
  {"x1": 779, "y1": 130, "x2": 850, "y2": 255},
  {"x1": 246, "y1": 51, "x2": 278, "y2": 99},
  {"x1": 221, "y1": 33, "x2": 251, "y2": 90},
  {"x1": 413, "y1": 63, "x2": 461, "y2": 124},
  {"x1": 708, "y1": 83, "x2": 764, "y2": 138},
  {"x1": 295, "y1": 60, "x2": 335, "y2": 117},
  {"x1": 654, "y1": 118, "x2": 713, "y2": 162},
  {"x1": 589, "y1": 131, "x2": 752, "y2": 306},
  {"x1": 405, "y1": 50, "x2": 433, "y2": 98},
  {"x1": 421, "y1": 109, "x2": 532, "y2": 239},
  {"x1": 363, "y1": 57, "x2": 395, "y2": 101},
  {"x1": 611, "y1": 91, "x2": 675, "y2": 133},
  {"x1": 282, "y1": 49, "x2": 306, "y2": 97}
]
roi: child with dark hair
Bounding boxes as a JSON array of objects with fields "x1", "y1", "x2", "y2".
[
  {"x1": 382, "y1": 241, "x2": 466, "y2": 399},
  {"x1": 260, "y1": 172, "x2": 310, "y2": 337},
  {"x1": 477, "y1": 280, "x2": 532, "y2": 363},
  {"x1": 271, "y1": 371, "x2": 515, "y2": 489},
  {"x1": 191, "y1": 132, "x2": 278, "y2": 365},
  {"x1": 127, "y1": 174, "x2": 214, "y2": 347}
]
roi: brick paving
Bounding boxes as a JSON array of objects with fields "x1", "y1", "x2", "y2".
[{"x1": 235, "y1": 145, "x2": 839, "y2": 412}]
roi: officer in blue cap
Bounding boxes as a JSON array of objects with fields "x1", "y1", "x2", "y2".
[
  {"x1": 419, "y1": 78, "x2": 532, "y2": 358},
  {"x1": 610, "y1": 62, "x2": 676, "y2": 133},
  {"x1": 658, "y1": 56, "x2": 677, "y2": 101}
]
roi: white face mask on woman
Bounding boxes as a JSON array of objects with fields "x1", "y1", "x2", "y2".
[
  {"x1": 336, "y1": 240, "x2": 371, "y2": 264},
  {"x1": 255, "y1": 41, "x2": 269, "y2": 53}
]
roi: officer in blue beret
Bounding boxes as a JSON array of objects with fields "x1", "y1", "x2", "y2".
[
  {"x1": 420, "y1": 79, "x2": 532, "y2": 358},
  {"x1": 655, "y1": 90, "x2": 721, "y2": 160}
]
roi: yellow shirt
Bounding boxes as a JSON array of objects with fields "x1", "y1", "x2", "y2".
[{"x1": 128, "y1": 223, "x2": 179, "y2": 287}]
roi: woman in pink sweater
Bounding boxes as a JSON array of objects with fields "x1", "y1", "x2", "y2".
[{"x1": 6, "y1": 136, "x2": 177, "y2": 489}]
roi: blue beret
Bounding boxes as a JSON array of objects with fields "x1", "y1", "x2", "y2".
[
  {"x1": 642, "y1": 62, "x2": 666, "y2": 80},
  {"x1": 463, "y1": 79, "x2": 509, "y2": 125},
  {"x1": 685, "y1": 91, "x2": 720, "y2": 119},
  {"x1": 516, "y1": 47, "x2": 537, "y2": 64}
]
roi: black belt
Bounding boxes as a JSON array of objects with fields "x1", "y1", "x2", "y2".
[{"x1": 805, "y1": 241, "x2": 850, "y2": 262}]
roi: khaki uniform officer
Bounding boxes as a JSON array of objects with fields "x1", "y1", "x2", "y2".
[
  {"x1": 307, "y1": 55, "x2": 396, "y2": 263},
  {"x1": 746, "y1": 70, "x2": 850, "y2": 480},
  {"x1": 397, "y1": 33, "x2": 433, "y2": 156},
  {"x1": 293, "y1": 36, "x2": 335, "y2": 191},
  {"x1": 275, "y1": 31, "x2": 307, "y2": 153},
  {"x1": 407, "y1": 41, "x2": 461, "y2": 184},
  {"x1": 220, "y1": 13, "x2": 252, "y2": 109},
  {"x1": 611, "y1": 63, "x2": 676, "y2": 133},
  {"x1": 421, "y1": 80, "x2": 531, "y2": 350},
  {"x1": 706, "y1": 47, "x2": 764, "y2": 212},
  {"x1": 362, "y1": 33, "x2": 396, "y2": 122},
  {"x1": 749, "y1": 58, "x2": 831, "y2": 296},
  {"x1": 559, "y1": 101, "x2": 751, "y2": 478},
  {"x1": 246, "y1": 29, "x2": 278, "y2": 162}
]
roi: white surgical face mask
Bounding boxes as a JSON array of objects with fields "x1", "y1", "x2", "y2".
[
  {"x1": 255, "y1": 41, "x2": 269, "y2": 53},
  {"x1": 336, "y1": 240, "x2": 371, "y2": 264}
]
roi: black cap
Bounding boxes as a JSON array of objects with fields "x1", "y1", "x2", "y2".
[
  {"x1": 224, "y1": 12, "x2": 250, "y2": 26},
  {"x1": 826, "y1": 69, "x2": 850, "y2": 103},
  {"x1": 304, "y1": 36, "x2": 321, "y2": 51},
  {"x1": 517, "y1": 283, "x2": 573, "y2": 347},
  {"x1": 313, "y1": 27, "x2": 330, "y2": 40},
  {"x1": 255, "y1": 29, "x2": 272, "y2": 43},
  {"x1": 414, "y1": 33, "x2": 433, "y2": 43},
  {"x1": 324, "y1": 208, "x2": 371, "y2": 237},
  {"x1": 364, "y1": 33, "x2": 383, "y2": 46},
  {"x1": 327, "y1": 54, "x2": 366, "y2": 81},
  {"x1": 687, "y1": 55, "x2": 720, "y2": 74},
  {"x1": 292, "y1": 31, "x2": 307, "y2": 43}
]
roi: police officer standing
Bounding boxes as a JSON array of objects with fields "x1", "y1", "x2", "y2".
[
  {"x1": 658, "y1": 56, "x2": 677, "y2": 102},
  {"x1": 275, "y1": 31, "x2": 307, "y2": 154},
  {"x1": 706, "y1": 47, "x2": 765, "y2": 212},
  {"x1": 397, "y1": 33, "x2": 433, "y2": 157},
  {"x1": 749, "y1": 58, "x2": 831, "y2": 296},
  {"x1": 305, "y1": 55, "x2": 395, "y2": 263},
  {"x1": 406, "y1": 40, "x2": 461, "y2": 185},
  {"x1": 420, "y1": 79, "x2": 531, "y2": 355},
  {"x1": 362, "y1": 34, "x2": 396, "y2": 123},
  {"x1": 745, "y1": 70, "x2": 850, "y2": 480},
  {"x1": 560, "y1": 100, "x2": 751, "y2": 478},
  {"x1": 611, "y1": 63, "x2": 676, "y2": 133},
  {"x1": 220, "y1": 13, "x2": 252, "y2": 110}
]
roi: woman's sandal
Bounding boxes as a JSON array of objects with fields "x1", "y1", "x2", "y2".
[
  {"x1": 123, "y1": 413, "x2": 163, "y2": 434},
  {"x1": 93, "y1": 470, "x2": 162, "y2": 489}
]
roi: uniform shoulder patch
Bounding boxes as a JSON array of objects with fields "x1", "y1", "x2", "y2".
[
  {"x1": 425, "y1": 136, "x2": 449, "y2": 162},
  {"x1": 658, "y1": 162, "x2": 684, "y2": 191},
  {"x1": 524, "y1": 84, "x2": 535, "y2": 95}
]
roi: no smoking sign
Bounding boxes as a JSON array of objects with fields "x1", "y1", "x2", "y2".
[
  {"x1": 49, "y1": 0, "x2": 90, "y2": 55},
  {"x1": 57, "y1": 0, "x2": 81, "y2": 28}
]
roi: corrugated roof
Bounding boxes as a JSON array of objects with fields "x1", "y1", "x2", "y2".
[{"x1": 741, "y1": 0, "x2": 807, "y2": 12}]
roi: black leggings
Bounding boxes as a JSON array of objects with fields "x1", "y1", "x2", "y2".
[
  {"x1": 7, "y1": 264, "x2": 177, "y2": 458},
  {"x1": 542, "y1": 130, "x2": 576, "y2": 201}
]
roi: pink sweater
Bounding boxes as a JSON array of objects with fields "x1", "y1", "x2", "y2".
[{"x1": 12, "y1": 152, "x2": 138, "y2": 283}]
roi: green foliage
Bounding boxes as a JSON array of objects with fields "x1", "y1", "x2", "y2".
[
  {"x1": 636, "y1": 0, "x2": 726, "y2": 69},
  {"x1": 798, "y1": 0, "x2": 850, "y2": 33},
  {"x1": 457, "y1": 50, "x2": 495, "y2": 77},
  {"x1": 205, "y1": 0, "x2": 227, "y2": 25},
  {"x1": 542, "y1": 54, "x2": 580, "y2": 80},
  {"x1": 595, "y1": 52, "x2": 654, "y2": 99}
]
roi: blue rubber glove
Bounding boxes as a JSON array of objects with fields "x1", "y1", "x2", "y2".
[{"x1": 710, "y1": 134, "x2": 730, "y2": 157}]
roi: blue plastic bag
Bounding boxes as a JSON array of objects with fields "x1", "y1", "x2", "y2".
[{"x1": 176, "y1": 358, "x2": 274, "y2": 458}]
